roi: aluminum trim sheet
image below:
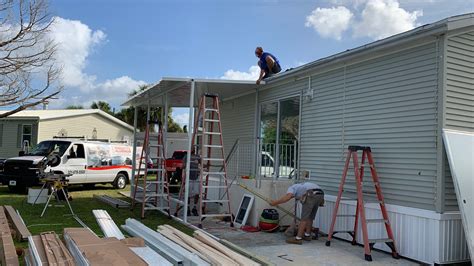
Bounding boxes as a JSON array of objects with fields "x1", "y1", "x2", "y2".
[{"x1": 443, "y1": 129, "x2": 474, "y2": 261}]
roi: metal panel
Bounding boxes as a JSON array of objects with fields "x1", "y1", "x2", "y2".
[
  {"x1": 300, "y1": 42, "x2": 439, "y2": 210},
  {"x1": 93, "y1": 209, "x2": 125, "y2": 239},
  {"x1": 443, "y1": 129, "x2": 474, "y2": 259}
]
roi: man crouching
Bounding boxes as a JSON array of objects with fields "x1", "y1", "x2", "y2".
[{"x1": 270, "y1": 182, "x2": 324, "y2": 244}]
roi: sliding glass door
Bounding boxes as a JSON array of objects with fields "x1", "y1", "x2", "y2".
[{"x1": 259, "y1": 96, "x2": 300, "y2": 179}]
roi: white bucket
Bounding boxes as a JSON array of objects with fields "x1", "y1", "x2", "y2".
[{"x1": 27, "y1": 188, "x2": 48, "y2": 204}]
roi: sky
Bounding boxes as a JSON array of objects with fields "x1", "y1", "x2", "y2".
[{"x1": 39, "y1": 0, "x2": 474, "y2": 125}]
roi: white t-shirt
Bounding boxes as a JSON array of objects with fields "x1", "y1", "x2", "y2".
[{"x1": 287, "y1": 182, "x2": 321, "y2": 200}]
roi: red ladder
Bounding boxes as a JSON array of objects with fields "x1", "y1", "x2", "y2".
[
  {"x1": 174, "y1": 93, "x2": 233, "y2": 228},
  {"x1": 325, "y1": 146, "x2": 399, "y2": 261},
  {"x1": 131, "y1": 121, "x2": 171, "y2": 219}
]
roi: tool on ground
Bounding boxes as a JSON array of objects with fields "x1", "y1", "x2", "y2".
[
  {"x1": 259, "y1": 209, "x2": 280, "y2": 232},
  {"x1": 131, "y1": 120, "x2": 171, "y2": 218},
  {"x1": 175, "y1": 93, "x2": 233, "y2": 228},
  {"x1": 325, "y1": 146, "x2": 399, "y2": 261}
]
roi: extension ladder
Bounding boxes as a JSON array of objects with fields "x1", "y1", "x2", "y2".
[
  {"x1": 325, "y1": 146, "x2": 399, "y2": 261},
  {"x1": 131, "y1": 121, "x2": 171, "y2": 219},
  {"x1": 175, "y1": 93, "x2": 233, "y2": 228}
]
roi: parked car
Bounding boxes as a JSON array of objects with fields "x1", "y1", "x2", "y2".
[
  {"x1": 260, "y1": 152, "x2": 295, "y2": 178},
  {"x1": 0, "y1": 139, "x2": 136, "y2": 192}
]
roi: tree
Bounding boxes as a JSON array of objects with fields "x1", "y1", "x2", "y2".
[
  {"x1": 91, "y1": 101, "x2": 112, "y2": 114},
  {"x1": 115, "y1": 85, "x2": 184, "y2": 132},
  {"x1": 66, "y1": 105, "x2": 83, "y2": 109},
  {"x1": 0, "y1": 0, "x2": 62, "y2": 118}
]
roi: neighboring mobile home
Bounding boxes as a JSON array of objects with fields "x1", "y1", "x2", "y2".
[
  {"x1": 0, "y1": 109, "x2": 134, "y2": 158},
  {"x1": 123, "y1": 14, "x2": 473, "y2": 264}
]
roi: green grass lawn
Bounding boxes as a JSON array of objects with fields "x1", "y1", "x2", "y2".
[{"x1": 0, "y1": 184, "x2": 192, "y2": 251}]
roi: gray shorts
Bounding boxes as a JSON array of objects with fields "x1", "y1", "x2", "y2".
[{"x1": 301, "y1": 191, "x2": 324, "y2": 220}]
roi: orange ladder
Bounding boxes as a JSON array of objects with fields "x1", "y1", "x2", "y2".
[{"x1": 325, "y1": 146, "x2": 399, "y2": 261}]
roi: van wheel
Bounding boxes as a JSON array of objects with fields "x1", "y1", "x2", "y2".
[{"x1": 113, "y1": 173, "x2": 128, "y2": 189}]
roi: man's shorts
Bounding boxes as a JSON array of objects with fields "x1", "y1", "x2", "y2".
[{"x1": 301, "y1": 190, "x2": 324, "y2": 220}]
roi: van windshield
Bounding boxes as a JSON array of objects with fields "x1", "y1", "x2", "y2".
[{"x1": 29, "y1": 141, "x2": 71, "y2": 156}]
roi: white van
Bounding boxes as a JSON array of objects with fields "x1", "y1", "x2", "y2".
[{"x1": 0, "y1": 139, "x2": 136, "y2": 191}]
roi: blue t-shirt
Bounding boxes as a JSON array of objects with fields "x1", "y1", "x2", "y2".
[
  {"x1": 287, "y1": 182, "x2": 321, "y2": 200},
  {"x1": 259, "y1": 52, "x2": 280, "y2": 72}
]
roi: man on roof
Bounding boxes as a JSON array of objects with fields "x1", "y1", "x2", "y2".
[{"x1": 255, "y1": 46, "x2": 281, "y2": 85}]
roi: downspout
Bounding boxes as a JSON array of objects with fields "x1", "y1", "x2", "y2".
[{"x1": 130, "y1": 107, "x2": 138, "y2": 192}]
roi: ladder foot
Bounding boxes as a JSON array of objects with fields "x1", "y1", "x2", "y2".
[
  {"x1": 198, "y1": 224, "x2": 203, "y2": 229},
  {"x1": 351, "y1": 240, "x2": 357, "y2": 245},
  {"x1": 364, "y1": 254, "x2": 372, "y2": 262},
  {"x1": 392, "y1": 253, "x2": 400, "y2": 259},
  {"x1": 230, "y1": 222, "x2": 234, "y2": 228},
  {"x1": 325, "y1": 241, "x2": 331, "y2": 247}
]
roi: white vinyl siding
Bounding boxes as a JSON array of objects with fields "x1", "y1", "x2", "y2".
[
  {"x1": 443, "y1": 30, "x2": 474, "y2": 211},
  {"x1": 299, "y1": 42, "x2": 440, "y2": 210}
]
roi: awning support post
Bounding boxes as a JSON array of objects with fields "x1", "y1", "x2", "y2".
[
  {"x1": 183, "y1": 80, "x2": 195, "y2": 223},
  {"x1": 130, "y1": 106, "x2": 138, "y2": 192}
]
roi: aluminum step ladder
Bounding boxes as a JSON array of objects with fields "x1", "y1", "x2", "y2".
[
  {"x1": 131, "y1": 120, "x2": 171, "y2": 219},
  {"x1": 174, "y1": 93, "x2": 233, "y2": 228},
  {"x1": 325, "y1": 146, "x2": 399, "y2": 261}
]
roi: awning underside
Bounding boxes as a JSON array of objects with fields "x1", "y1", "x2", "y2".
[{"x1": 122, "y1": 77, "x2": 260, "y2": 107}]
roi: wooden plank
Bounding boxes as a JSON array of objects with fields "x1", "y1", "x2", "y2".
[
  {"x1": 40, "y1": 232, "x2": 75, "y2": 266},
  {"x1": 0, "y1": 206, "x2": 19, "y2": 266},
  {"x1": 194, "y1": 231, "x2": 260, "y2": 266},
  {"x1": 157, "y1": 226, "x2": 211, "y2": 263},
  {"x1": 161, "y1": 225, "x2": 239, "y2": 266},
  {"x1": 4, "y1": 206, "x2": 31, "y2": 241}
]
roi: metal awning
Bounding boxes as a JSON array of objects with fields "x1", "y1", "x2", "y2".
[{"x1": 122, "y1": 77, "x2": 263, "y2": 107}]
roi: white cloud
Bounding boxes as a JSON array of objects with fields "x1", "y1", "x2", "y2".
[
  {"x1": 305, "y1": 6, "x2": 353, "y2": 40},
  {"x1": 221, "y1": 65, "x2": 260, "y2": 80},
  {"x1": 172, "y1": 112, "x2": 190, "y2": 127},
  {"x1": 47, "y1": 17, "x2": 146, "y2": 108},
  {"x1": 353, "y1": 0, "x2": 422, "y2": 39}
]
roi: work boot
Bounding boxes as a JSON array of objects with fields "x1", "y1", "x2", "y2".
[
  {"x1": 286, "y1": 237, "x2": 303, "y2": 245},
  {"x1": 303, "y1": 235, "x2": 312, "y2": 241}
]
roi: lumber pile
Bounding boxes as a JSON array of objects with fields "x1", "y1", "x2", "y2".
[
  {"x1": 4, "y1": 205, "x2": 31, "y2": 241},
  {"x1": 26, "y1": 232, "x2": 74, "y2": 266},
  {"x1": 0, "y1": 206, "x2": 19, "y2": 266},
  {"x1": 64, "y1": 227, "x2": 148, "y2": 265},
  {"x1": 157, "y1": 225, "x2": 260, "y2": 266}
]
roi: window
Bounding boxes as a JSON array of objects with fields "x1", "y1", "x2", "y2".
[
  {"x1": 69, "y1": 144, "x2": 85, "y2": 159},
  {"x1": 22, "y1": 124, "x2": 32, "y2": 148},
  {"x1": 259, "y1": 96, "x2": 300, "y2": 178}
]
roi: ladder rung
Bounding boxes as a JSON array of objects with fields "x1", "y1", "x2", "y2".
[
  {"x1": 368, "y1": 238, "x2": 393, "y2": 244},
  {"x1": 169, "y1": 198, "x2": 185, "y2": 204},
  {"x1": 144, "y1": 193, "x2": 168, "y2": 197},
  {"x1": 202, "y1": 199, "x2": 229, "y2": 203},
  {"x1": 203, "y1": 171, "x2": 225, "y2": 175},
  {"x1": 202, "y1": 158, "x2": 224, "y2": 161},
  {"x1": 205, "y1": 108, "x2": 219, "y2": 112},
  {"x1": 149, "y1": 144, "x2": 163, "y2": 147},
  {"x1": 146, "y1": 181, "x2": 164, "y2": 184},
  {"x1": 146, "y1": 169, "x2": 166, "y2": 172},
  {"x1": 204, "y1": 119, "x2": 219, "y2": 122},
  {"x1": 337, "y1": 214, "x2": 356, "y2": 217},
  {"x1": 203, "y1": 132, "x2": 221, "y2": 135},
  {"x1": 202, "y1": 185, "x2": 227, "y2": 189},
  {"x1": 201, "y1": 213, "x2": 232, "y2": 218},
  {"x1": 144, "y1": 206, "x2": 170, "y2": 211},
  {"x1": 203, "y1": 145, "x2": 223, "y2": 148},
  {"x1": 366, "y1": 219, "x2": 388, "y2": 224}
]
